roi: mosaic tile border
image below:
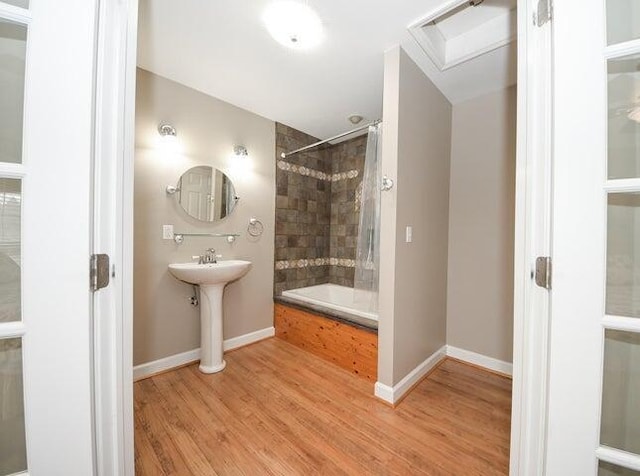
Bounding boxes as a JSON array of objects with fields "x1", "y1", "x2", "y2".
[
  {"x1": 275, "y1": 258, "x2": 356, "y2": 270},
  {"x1": 277, "y1": 160, "x2": 359, "y2": 182}
]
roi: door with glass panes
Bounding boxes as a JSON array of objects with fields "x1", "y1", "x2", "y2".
[
  {"x1": 546, "y1": 0, "x2": 640, "y2": 474},
  {"x1": 0, "y1": 0, "x2": 97, "y2": 474}
]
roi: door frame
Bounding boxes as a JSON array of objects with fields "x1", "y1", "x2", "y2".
[
  {"x1": 99, "y1": 0, "x2": 556, "y2": 474},
  {"x1": 510, "y1": 0, "x2": 554, "y2": 474},
  {"x1": 92, "y1": 0, "x2": 138, "y2": 474}
]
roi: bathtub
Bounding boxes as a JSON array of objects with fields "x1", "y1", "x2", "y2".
[{"x1": 281, "y1": 283, "x2": 378, "y2": 329}]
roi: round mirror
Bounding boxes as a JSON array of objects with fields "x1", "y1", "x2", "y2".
[{"x1": 172, "y1": 166, "x2": 238, "y2": 222}]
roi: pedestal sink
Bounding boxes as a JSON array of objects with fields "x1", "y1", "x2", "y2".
[{"x1": 168, "y1": 260, "x2": 252, "y2": 373}]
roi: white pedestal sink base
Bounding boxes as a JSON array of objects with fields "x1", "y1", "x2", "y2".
[
  {"x1": 198, "y1": 284, "x2": 226, "y2": 374},
  {"x1": 167, "y1": 260, "x2": 252, "y2": 375}
]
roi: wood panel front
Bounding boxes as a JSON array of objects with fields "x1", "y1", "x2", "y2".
[{"x1": 274, "y1": 303, "x2": 378, "y2": 381}]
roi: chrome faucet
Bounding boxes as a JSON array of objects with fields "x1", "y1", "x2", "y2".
[{"x1": 199, "y1": 248, "x2": 217, "y2": 264}]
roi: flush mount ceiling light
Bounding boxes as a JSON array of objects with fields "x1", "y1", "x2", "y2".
[{"x1": 263, "y1": 1, "x2": 323, "y2": 50}]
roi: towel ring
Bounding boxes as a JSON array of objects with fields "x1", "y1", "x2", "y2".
[{"x1": 247, "y1": 217, "x2": 264, "y2": 237}]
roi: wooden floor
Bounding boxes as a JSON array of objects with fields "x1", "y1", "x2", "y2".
[{"x1": 135, "y1": 338, "x2": 512, "y2": 475}]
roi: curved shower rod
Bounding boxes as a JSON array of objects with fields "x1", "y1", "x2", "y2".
[{"x1": 280, "y1": 119, "x2": 381, "y2": 159}]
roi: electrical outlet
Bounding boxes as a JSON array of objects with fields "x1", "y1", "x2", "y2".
[
  {"x1": 162, "y1": 224, "x2": 174, "y2": 240},
  {"x1": 405, "y1": 226, "x2": 413, "y2": 243}
]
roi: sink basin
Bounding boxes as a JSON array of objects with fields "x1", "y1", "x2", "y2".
[
  {"x1": 168, "y1": 260, "x2": 252, "y2": 285},
  {"x1": 168, "y1": 260, "x2": 252, "y2": 374}
]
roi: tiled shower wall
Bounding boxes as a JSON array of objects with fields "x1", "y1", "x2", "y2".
[
  {"x1": 329, "y1": 136, "x2": 366, "y2": 287},
  {"x1": 274, "y1": 123, "x2": 331, "y2": 294},
  {"x1": 274, "y1": 123, "x2": 366, "y2": 294}
]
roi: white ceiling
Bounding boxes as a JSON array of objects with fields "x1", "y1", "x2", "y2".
[{"x1": 137, "y1": 0, "x2": 517, "y2": 140}]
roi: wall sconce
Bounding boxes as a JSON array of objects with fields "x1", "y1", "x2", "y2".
[
  {"x1": 156, "y1": 122, "x2": 180, "y2": 154},
  {"x1": 158, "y1": 123, "x2": 177, "y2": 138},
  {"x1": 230, "y1": 145, "x2": 251, "y2": 175},
  {"x1": 233, "y1": 145, "x2": 248, "y2": 157}
]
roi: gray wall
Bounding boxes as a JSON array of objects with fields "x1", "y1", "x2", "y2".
[
  {"x1": 446, "y1": 86, "x2": 517, "y2": 363},
  {"x1": 134, "y1": 69, "x2": 275, "y2": 366},
  {"x1": 378, "y1": 47, "x2": 452, "y2": 386}
]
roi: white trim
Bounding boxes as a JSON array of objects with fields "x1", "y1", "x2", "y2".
[
  {"x1": 0, "y1": 2, "x2": 32, "y2": 24},
  {"x1": 446, "y1": 345, "x2": 513, "y2": 376},
  {"x1": 510, "y1": 0, "x2": 553, "y2": 474},
  {"x1": 596, "y1": 446, "x2": 640, "y2": 471},
  {"x1": 602, "y1": 315, "x2": 640, "y2": 333},
  {"x1": 0, "y1": 163, "x2": 26, "y2": 178},
  {"x1": 223, "y1": 326, "x2": 275, "y2": 352},
  {"x1": 374, "y1": 346, "x2": 446, "y2": 405},
  {"x1": 133, "y1": 327, "x2": 275, "y2": 381},
  {"x1": 0, "y1": 321, "x2": 26, "y2": 339},
  {"x1": 133, "y1": 348, "x2": 201, "y2": 381},
  {"x1": 604, "y1": 178, "x2": 640, "y2": 193},
  {"x1": 92, "y1": 1, "x2": 138, "y2": 474},
  {"x1": 120, "y1": 0, "x2": 138, "y2": 474},
  {"x1": 604, "y1": 37, "x2": 640, "y2": 59}
]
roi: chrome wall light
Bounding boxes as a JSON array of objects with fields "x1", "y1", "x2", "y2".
[
  {"x1": 158, "y1": 123, "x2": 177, "y2": 137},
  {"x1": 233, "y1": 145, "x2": 248, "y2": 157}
]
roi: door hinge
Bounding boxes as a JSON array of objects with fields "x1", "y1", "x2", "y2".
[
  {"x1": 90, "y1": 254, "x2": 110, "y2": 292},
  {"x1": 535, "y1": 256, "x2": 552, "y2": 290},
  {"x1": 534, "y1": 0, "x2": 552, "y2": 27}
]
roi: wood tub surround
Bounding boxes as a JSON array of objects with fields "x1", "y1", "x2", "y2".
[{"x1": 274, "y1": 303, "x2": 378, "y2": 381}]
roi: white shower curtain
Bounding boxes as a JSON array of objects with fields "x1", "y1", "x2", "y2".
[{"x1": 354, "y1": 123, "x2": 382, "y2": 312}]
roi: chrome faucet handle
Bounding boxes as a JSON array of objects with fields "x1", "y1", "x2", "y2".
[{"x1": 200, "y1": 248, "x2": 216, "y2": 264}]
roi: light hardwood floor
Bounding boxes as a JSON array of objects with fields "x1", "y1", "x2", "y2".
[{"x1": 134, "y1": 338, "x2": 511, "y2": 475}]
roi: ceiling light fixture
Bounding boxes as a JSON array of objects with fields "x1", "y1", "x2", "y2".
[{"x1": 263, "y1": 1, "x2": 323, "y2": 50}]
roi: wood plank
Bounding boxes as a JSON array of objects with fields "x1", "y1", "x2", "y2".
[
  {"x1": 274, "y1": 303, "x2": 378, "y2": 381},
  {"x1": 135, "y1": 338, "x2": 512, "y2": 475}
]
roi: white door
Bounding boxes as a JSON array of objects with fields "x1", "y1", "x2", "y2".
[
  {"x1": 181, "y1": 166, "x2": 214, "y2": 221},
  {"x1": 546, "y1": 0, "x2": 640, "y2": 473},
  {"x1": 0, "y1": 0, "x2": 99, "y2": 474}
]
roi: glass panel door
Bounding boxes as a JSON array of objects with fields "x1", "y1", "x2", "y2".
[
  {"x1": 0, "y1": 338, "x2": 25, "y2": 475},
  {"x1": 600, "y1": 0, "x2": 640, "y2": 472},
  {"x1": 607, "y1": 0, "x2": 640, "y2": 45},
  {"x1": 0, "y1": 2, "x2": 27, "y2": 474}
]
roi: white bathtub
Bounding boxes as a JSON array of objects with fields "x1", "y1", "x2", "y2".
[{"x1": 281, "y1": 283, "x2": 378, "y2": 327}]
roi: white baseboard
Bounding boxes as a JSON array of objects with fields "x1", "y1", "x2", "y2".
[
  {"x1": 133, "y1": 326, "x2": 275, "y2": 381},
  {"x1": 222, "y1": 326, "x2": 275, "y2": 352},
  {"x1": 374, "y1": 345, "x2": 447, "y2": 405},
  {"x1": 446, "y1": 345, "x2": 513, "y2": 376}
]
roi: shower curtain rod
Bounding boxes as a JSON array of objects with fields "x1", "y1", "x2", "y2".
[{"x1": 280, "y1": 119, "x2": 381, "y2": 159}]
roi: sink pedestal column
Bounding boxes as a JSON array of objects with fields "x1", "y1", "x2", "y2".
[{"x1": 198, "y1": 284, "x2": 226, "y2": 373}]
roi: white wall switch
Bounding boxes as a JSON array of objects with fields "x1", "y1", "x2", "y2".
[
  {"x1": 405, "y1": 226, "x2": 413, "y2": 243},
  {"x1": 162, "y1": 224, "x2": 174, "y2": 240}
]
